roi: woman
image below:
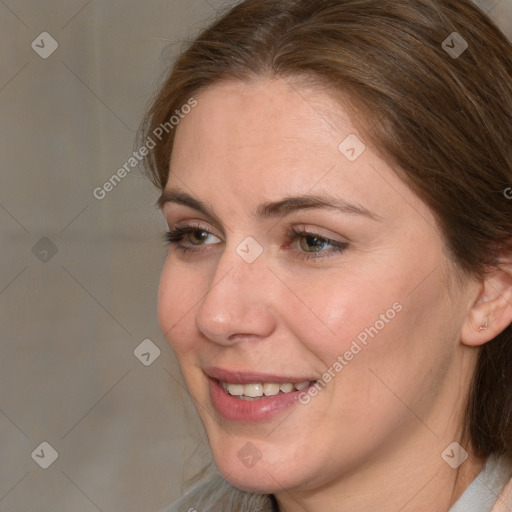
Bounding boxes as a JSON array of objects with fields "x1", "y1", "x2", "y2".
[{"x1": 140, "y1": 0, "x2": 512, "y2": 510}]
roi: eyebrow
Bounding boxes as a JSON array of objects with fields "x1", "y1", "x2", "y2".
[{"x1": 157, "y1": 189, "x2": 382, "y2": 222}]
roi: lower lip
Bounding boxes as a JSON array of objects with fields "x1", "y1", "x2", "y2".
[{"x1": 209, "y1": 378, "x2": 311, "y2": 422}]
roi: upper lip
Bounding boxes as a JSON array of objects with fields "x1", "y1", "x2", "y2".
[{"x1": 204, "y1": 366, "x2": 315, "y2": 384}]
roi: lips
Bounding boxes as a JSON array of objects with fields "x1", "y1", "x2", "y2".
[
  {"x1": 204, "y1": 366, "x2": 317, "y2": 422},
  {"x1": 204, "y1": 366, "x2": 316, "y2": 385}
]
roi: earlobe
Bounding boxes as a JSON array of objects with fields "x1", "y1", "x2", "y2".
[{"x1": 460, "y1": 261, "x2": 512, "y2": 347}]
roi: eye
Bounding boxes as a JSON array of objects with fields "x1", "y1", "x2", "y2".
[
  {"x1": 164, "y1": 223, "x2": 222, "y2": 252},
  {"x1": 299, "y1": 234, "x2": 331, "y2": 252},
  {"x1": 184, "y1": 229, "x2": 215, "y2": 246},
  {"x1": 286, "y1": 227, "x2": 349, "y2": 260},
  {"x1": 163, "y1": 223, "x2": 348, "y2": 261}
]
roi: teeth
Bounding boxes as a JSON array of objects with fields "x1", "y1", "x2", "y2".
[
  {"x1": 263, "y1": 383, "x2": 280, "y2": 396},
  {"x1": 226, "y1": 383, "x2": 243, "y2": 396},
  {"x1": 222, "y1": 381, "x2": 311, "y2": 398},
  {"x1": 244, "y1": 383, "x2": 264, "y2": 397}
]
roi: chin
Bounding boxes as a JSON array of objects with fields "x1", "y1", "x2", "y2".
[
  {"x1": 219, "y1": 465, "x2": 286, "y2": 494},
  {"x1": 210, "y1": 444, "x2": 310, "y2": 495}
]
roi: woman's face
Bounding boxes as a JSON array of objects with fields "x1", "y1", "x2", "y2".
[{"x1": 157, "y1": 78, "x2": 479, "y2": 497}]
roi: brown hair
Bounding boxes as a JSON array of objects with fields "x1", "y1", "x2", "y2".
[{"x1": 140, "y1": 0, "x2": 512, "y2": 461}]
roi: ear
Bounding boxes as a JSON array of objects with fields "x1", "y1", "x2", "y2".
[{"x1": 461, "y1": 253, "x2": 512, "y2": 347}]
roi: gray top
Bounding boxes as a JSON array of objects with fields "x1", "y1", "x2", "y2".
[{"x1": 448, "y1": 454, "x2": 512, "y2": 512}]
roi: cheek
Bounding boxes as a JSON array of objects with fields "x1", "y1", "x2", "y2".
[
  {"x1": 157, "y1": 259, "x2": 202, "y2": 354},
  {"x1": 287, "y1": 270, "x2": 405, "y2": 359},
  {"x1": 288, "y1": 271, "x2": 453, "y2": 447},
  {"x1": 291, "y1": 263, "x2": 450, "y2": 385}
]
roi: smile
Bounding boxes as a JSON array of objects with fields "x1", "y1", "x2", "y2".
[{"x1": 220, "y1": 381, "x2": 312, "y2": 400}]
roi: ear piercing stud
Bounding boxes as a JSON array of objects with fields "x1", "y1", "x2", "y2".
[{"x1": 478, "y1": 320, "x2": 489, "y2": 332}]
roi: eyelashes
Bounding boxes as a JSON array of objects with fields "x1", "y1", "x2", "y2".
[
  {"x1": 164, "y1": 224, "x2": 218, "y2": 246},
  {"x1": 163, "y1": 223, "x2": 349, "y2": 261},
  {"x1": 283, "y1": 227, "x2": 349, "y2": 260}
]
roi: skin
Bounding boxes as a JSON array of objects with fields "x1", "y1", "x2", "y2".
[{"x1": 157, "y1": 77, "x2": 512, "y2": 512}]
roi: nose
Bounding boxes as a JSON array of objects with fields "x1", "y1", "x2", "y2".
[{"x1": 194, "y1": 242, "x2": 277, "y2": 345}]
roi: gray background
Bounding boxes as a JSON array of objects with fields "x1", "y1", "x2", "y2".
[{"x1": 0, "y1": 1, "x2": 511, "y2": 511}]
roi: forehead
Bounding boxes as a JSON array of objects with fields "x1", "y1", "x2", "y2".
[
  {"x1": 179, "y1": 78, "x2": 353, "y2": 150},
  {"x1": 166, "y1": 78, "x2": 428, "y2": 227},
  {"x1": 170, "y1": 78, "x2": 354, "y2": 182}
]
